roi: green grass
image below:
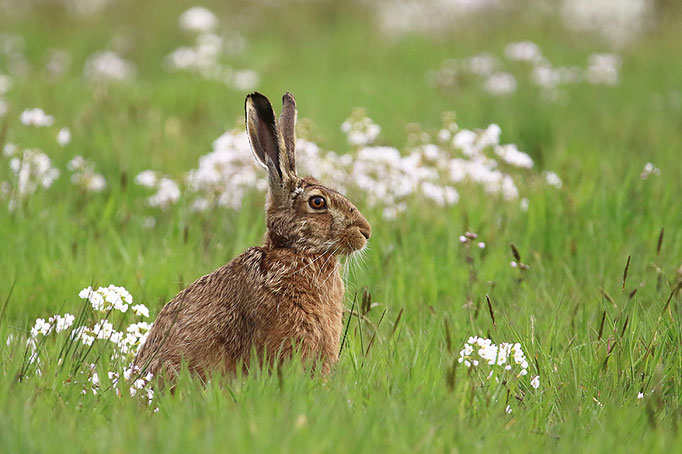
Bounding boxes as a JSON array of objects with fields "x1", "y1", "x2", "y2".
[{"x1": 1, "y1": 1, "x2": 681, "y2": 452}]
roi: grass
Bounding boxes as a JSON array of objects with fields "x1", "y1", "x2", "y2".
[{"x1": 1, "y1": 0, "x2": 681, "y2": 452}]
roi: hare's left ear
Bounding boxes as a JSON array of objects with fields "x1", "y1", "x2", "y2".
[
  {"x1": 278, "y1": 92, "x2": 297, "y2": 176},
  {"x1": 245, "y1": 93, "x2": 295, "y2": 192}
]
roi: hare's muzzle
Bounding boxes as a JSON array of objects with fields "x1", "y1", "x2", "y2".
[{"x1": 343, "y1": 216, "x2": 371, "y2": 253}]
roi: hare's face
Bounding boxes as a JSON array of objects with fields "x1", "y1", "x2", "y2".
[
  {"x1": 267, "y1": 176, "x2": 370, "y2": 255},
  {"x1": 246, "y1": 92, "x2": 371, "y2": 256}
]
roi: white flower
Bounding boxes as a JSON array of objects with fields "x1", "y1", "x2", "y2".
[
  {"x1": 561, "y1": 0, "x2": 652, "y2": 47},
  {"x1": 530, "y1": 376, "x2": 540, "y2": 389},
  {"x1": 179, "y1": 7, "x2": 218, "y2": 33},
  {"x1": 30, "y1": 318, "x2": 52, "y2": 337},
  {"x1": 341, "y1": 111, "x2": 381, "y2": 146},
  {"x1": 84, "y1": 51, "x2": 136, "y2": 82},
  {"x1": 520, "y1": 198, "x2": 529, "y2": 212},
  {"x1": 586, "y1": 53, "x2": 621, "y2": 86},
  {"x1": 504, "y1": 41, "x2": 541, "y2": 62},
  {"x1": 134, "y1": 170, "x2": 158, "y2": 188},
  {"x1": 640, "y1": 162, "x2": 660, "y2": 180},
  {"x1": 494, "y1": 144, "x2": 533, "y2": 168},
  {"x1": 637, "y1": 392, "x2": 644, "y2": 399},
  {"x1": 3, "y1": 143, "x2": 18, "y2": 157},
  {"x1": 147, "y1": 177, "x2": 181, "y2": 209},
  {"x1": 478, "y1": 242, "x2": 485, "y2": 249},
  {"x1": 132, "y1": 304, "x2": 150, "y2": 318},
  {"x1": 68, "y1": 156, "x2": 106, "y2": 192},
  {"x1": 0, "y1": 74, "x2": 11, "y2": 95},
  {"x1": 56, "y1": 128, "x2": 71, "y2": 146},
  {"x1": 543, "y1": 170, "x2": 562, "y2": 188},
  {"x1": 483, "y1": 72, "x2": 517, "y2": 96},
  {"x1": 20, "y1": 108, "x2": 54, "y2": 127}
]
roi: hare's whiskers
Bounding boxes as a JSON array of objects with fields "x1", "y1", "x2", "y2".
[
  {"x1": 316, "y1": 246, "x2": 340, "y2": 280},
  {"x1": 320, "y1": 262, "x2": 342, "y2": 288},
  {"x1": 291, "y1": 250, "x2": 329, "y2": 275}
]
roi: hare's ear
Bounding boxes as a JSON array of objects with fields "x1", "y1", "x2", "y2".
[
  {"x1": 245, "y1": 93, "x2": 294, "y2": 186},
  {"x1": 278, "y1": 92, "x2": 297, "y2": 175}
]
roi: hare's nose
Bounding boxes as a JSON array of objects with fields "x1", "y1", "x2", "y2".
[{"x1": 359, "y1": 227, "x2": 371, "y2": 240}]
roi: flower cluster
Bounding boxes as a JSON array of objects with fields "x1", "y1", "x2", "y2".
[
  {"x1": 84, "y1": 50, "x2": 136, "y2": 83},
  {"x1": 561, "y1": 0, "x2": 653, "y2": 47},
  {"x1": 26, "y1": 285, "x2": 155, "y2": 402},
  {"x1": 78, "y1": 285, "x2": 133, "y2": 313},
  {"x1": 164, "y1": 7, "x2": 258, "y2": 91},
  {"x1": 429, "y1": 42, "x2": 622, "y2": 99},
  {"x1": 135, "y1": 170, "x2": 182, "y2": 209},
  {"x1": 3, "y1": 146, "x2": 60, "y2": 208},
  {"x1": 368, "y1": 0, "x2": 653, "y2": 47},
  {"x1": 368, "y1": 0, "x2": 501, "y2": 37},
  {"x1": 30, "y1": 314, "x2": 76, "y2": 338},
  {"x1": 136, "y1": 110, "x2": 560, "y2": 219},
  {"x1": 68, "y1": 156, "x2": 107, "y2": 192},
  {"x1": 640, "y1": 162, "x2": 661, "y2": 180},
  {"x1": 341, "y1": 109, "x2": 382, "y2": 146},
  {"x1": 20, "y1": 108, "x2": 54, "y2": 127},
  {"x1": 458, "y1": 336, "x2": 540, "y2": 389}
]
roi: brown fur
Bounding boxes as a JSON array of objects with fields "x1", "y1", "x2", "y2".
[{"x1": 134, "y1": 92, "x2": 371, "y2": 379}]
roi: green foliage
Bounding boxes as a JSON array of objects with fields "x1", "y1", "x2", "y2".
[{"x1": 1, "y1": 1, "x2": 681, "y2": 452}]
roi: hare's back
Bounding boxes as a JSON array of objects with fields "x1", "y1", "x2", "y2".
[{"x1": 135, "y1": 247, "x2": 268, "y2": 375}]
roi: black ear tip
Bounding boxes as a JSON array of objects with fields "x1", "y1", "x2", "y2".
[
  {"x1": 247, "y1": 92, "x2": 270, "y2": 105},
  {"x1": 282, "y1": 92, "x2": 296, "y2": 104}
]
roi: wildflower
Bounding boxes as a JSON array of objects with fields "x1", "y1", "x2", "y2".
[
  {"x1": 637, "y1": 392, "x2": 644, "y2": 399},
  {"x1": 68, "y1": 156, "x2": 107, "y2": 192},
  {"x1": 20, "y1": 108, "x2": 54, "y2": 127},
  {"x1": 543, "y1": 171, "x2": 562, "y2": 188},
  {"x1": 341, "y1": 109, "x2": 381, "y2": 146},
  {"x1": 530, "y1": 376, "x2": 540, "y2": 389},
  {"x1": 483, "y1": 72, "x2": 517, "y2": 96},
  {"x1": 504, "y1": 41, "x2": 541, "y2": 62},
  {"x1": 0, "y1": 74, "x2": 10, "y2": 94},
  {"x1": 30, "y1": 318, "x2": 52, "y2": 337},
  {"x1": 561, "y1": 0, "x2": 652, "y2": 46},
  {"x1": 147, "y1": 177, "x2": 181, "y2": 209},
  {"x1": 56, "y1": 128, "x2": 71, "y2": 146},
  {"x1": 640, "y1": 162, "x2": 660, "y2": 180},
  {"x1": 178, "y1": 7, "x2": 218, "y2": 33},
  {"x1": 478, "y1": 242, "x2": 486, "y2": 249},
  {"x1": 8, "y1": 148, "x2": 60, "y2": 198},
  {"x1": 586, "y1": 54, "x2": 621, "y2": 86},
  {"x1": 132, "y1": 304, "x2": 150, "y2": 318},
  {"x1": 84, "y1": 51, "x2": 136, "y2": 82},
  {"x1": 78, "y1": 285, "x2": 132, "y2": 313},
  {"x1": 520, "y1": 198, "x2": 529, "y2": 212},
  {"x1": 134, "y1": 170, "x2": 158, "y2": 188},
  {"x1": 494, "y1": 144, "x2": 533, "y2": 168}
]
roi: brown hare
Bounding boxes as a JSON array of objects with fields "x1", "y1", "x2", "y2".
[{"x1": 134, "y1": 92, "x2": 371, "y2": 379}]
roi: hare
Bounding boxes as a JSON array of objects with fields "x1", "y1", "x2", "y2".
[{"x1": 134, "y1": 92, "x2": 371, "y2": 379}]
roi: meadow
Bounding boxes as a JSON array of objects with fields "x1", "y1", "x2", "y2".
[{"x1": 1, "y1": 0, "x2": 681, "y2": 452}]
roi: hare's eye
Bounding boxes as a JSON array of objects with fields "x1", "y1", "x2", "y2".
[{"x1": 308, "y1": 196, "x2": 327, "y2": 210}]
